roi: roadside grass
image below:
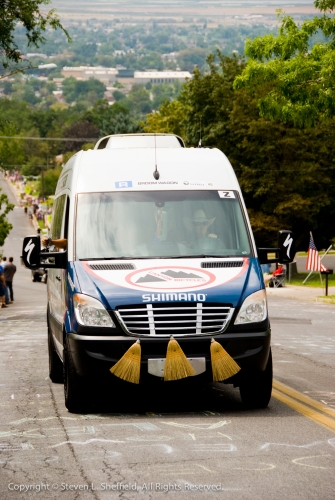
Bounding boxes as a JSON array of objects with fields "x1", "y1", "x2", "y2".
[
  {"x1": 296, "y1": 251, "x2": 335, "y2": 256},
  {"x1": 288, "y1": 273, "x2": 335, "y2": 288},
  {"x1": 316, "y1": 295, "x2": 335, "y2": 304}
]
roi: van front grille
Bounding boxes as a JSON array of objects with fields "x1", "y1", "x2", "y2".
[
  {"x1": 201, "y1": 261, "x2": 243, "y2": 268},
  {"x1": 89, "y1": 263, "x2": 135, "y2": 270},
  {"x1": 115, "y1": 303, "x2": 234, "y2": 337}
]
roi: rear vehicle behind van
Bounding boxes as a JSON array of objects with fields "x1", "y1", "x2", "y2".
[{"x1": 22, "y1": 134, "x2": 294, "y2": 412}]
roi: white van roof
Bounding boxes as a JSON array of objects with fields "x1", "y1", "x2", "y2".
[
  {"x1": 56, "y1": 135, "x2": 240, "y2": 195},
  {"x1": 95, "y1": 133, "x2": 185, "y2": 150}
]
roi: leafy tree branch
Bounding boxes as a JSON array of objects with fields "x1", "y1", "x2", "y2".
[
  {"x1": 0, "y1": 0, "x2": 70, "y2": 78},
  {"x1": 234, "y1": 1, "x2": 335, "y2": 127}
]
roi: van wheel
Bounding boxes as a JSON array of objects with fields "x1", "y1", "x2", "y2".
[
  {"x1": 239, "y1": 349, "x2": 273, "y2": 409},
  {"x1": 48, "y1": 328, "x2": 63, "y2": 383},
  {"x1": 63, "y1": 338, "x2": 88, "y2": 413}
]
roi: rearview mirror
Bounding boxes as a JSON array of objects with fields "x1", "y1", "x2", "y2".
[
  {"x1": 21, "y1": 236, "x2": 40, "y2": 269},
  {"x1": 278, "y1": 230, "x2": 294, "y2": 263},
  {"x1": 21, "y1": 235, "x2": 67, "y2": 270}
]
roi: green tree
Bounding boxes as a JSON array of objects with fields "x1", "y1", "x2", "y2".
[
  {"x1": 63, "y1": 120, "x2": 99, "y2": 152},
  {"x1": 0, "y1": 0, "x2": 70, "y2": 78},
  {"x1": 125, "y1": 86, "x2": 152, "y2": 115},
  {"x1": 234, "y1": 1, "x2": 335, "y2": 127},
  {"x1": 143, "y1": 52, "x2": 335, "y2": 248},
  {"x1": 112, "y1": 90, "x2": 126, "y2": 102},
  {"x1": 0, "y1": 189, "x2": 14, "y2": 246},
  {"x1": 0, "y1": 122, "x2": 26, "y2": 171},
  {"x1": 141, "y1": 100, "x2": 186, "y2": 138},
  {"x1": 62, "y1": 77, "x2": 106, "y2": 105},
  {"x1": 38, "y1": 167, "x2": 62, "y2": 197},
  {"x1": 177, "y1": 48, "x2": 208, "y2": 71},
  {"x1": 86, "y1": 100, "x2": 142, "y2": 136},
  {"x1": 180, "y1": 53, "x2": 244, "y2": 149}
]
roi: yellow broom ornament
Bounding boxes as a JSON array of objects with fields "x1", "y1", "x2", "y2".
[
  {"x1": 210, "y1": 338, "x2": 240, "y2": 381},
  {"x1": 110, "y1": 340, "x2": 141, "y2": 384},
  {"x1": 164, "y1": 336, "x2": 195, "y2": 381}
]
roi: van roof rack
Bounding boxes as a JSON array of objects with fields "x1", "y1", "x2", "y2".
[{"x1": 94, "y1": 133, "x2": 185, "y2": 150}]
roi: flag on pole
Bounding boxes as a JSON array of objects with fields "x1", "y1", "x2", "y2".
[{"x1": 306, "y1": 234, "x2": 327, "y2": 271}]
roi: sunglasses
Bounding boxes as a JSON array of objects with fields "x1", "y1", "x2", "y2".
[{"x1": 193, "y1": 221, "x2": 209, "y2": 227}]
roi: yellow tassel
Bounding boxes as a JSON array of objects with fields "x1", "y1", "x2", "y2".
[
  {"x1": 164, "y1": 337, "x2": 195, "y2": 381},
  {"x1": 210, "y1": 338, "x2": 240, "y2": 382},
  {"x1": 110, "y1": 340, "x2": 141, "y2": 384}
]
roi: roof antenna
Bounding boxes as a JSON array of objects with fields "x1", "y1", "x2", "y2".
[
  {"x1": 153, "y1": 133, "x2": 160, "y2": 180},
  {"x1": 198, "y1": 115, "x2": 202, "y2": 148}
]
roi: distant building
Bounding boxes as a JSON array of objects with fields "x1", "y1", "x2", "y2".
[
  {"x1": 62, "y1": 66, "x2": 118, "y2": 84},
  {"x1": 104, "y1": 90, "x2": 115, "y2": 105},
  {"x1": 52, "y1": 90, "x2": 65, "y2": 103},
  {"x1": 26, "y1": 53, "x2": 48, "y2": 59},
  {"x1": 116, "y1": 68, "x2": 135, "y2": 86},
  {"x1": 134, "y1": 71, "x2": 192, "y2": 85},
  {"x1": 61, "y1": 67, "x2": 192, "y2": 87},
  {"x1": 162, "y1": 52, "x2": 178, "y2": 62}
]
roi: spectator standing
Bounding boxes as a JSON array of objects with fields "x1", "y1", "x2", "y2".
[
  {"x1": 4, "y1": 257, "x2": 16, "y2": 303},
  {"x1": 0, "y1": 257, "x2": 9, "y2": 304},
  {"x1": 0, "y1": 264, "x2": 7, "y2": 308}
]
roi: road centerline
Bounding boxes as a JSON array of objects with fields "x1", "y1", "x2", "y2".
[{"x1": 272, "y1": 381, "x2": 335, "y2": 434}]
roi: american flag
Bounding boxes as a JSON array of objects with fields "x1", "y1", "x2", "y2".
[{"x1": 306, "y1": 235, "x2": 327, "y2": 272}]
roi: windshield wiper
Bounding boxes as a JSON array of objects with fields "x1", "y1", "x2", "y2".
[
  {"x1": 184, "y1": 254, "x2": 230, "y2": 258},
  {"x1": 80, "y1": 257, "x2": 135, "y2": 261}
]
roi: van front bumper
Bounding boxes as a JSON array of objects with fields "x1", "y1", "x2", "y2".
[{"x1": 66, "y1": 330, "x2": 271, "y2": 382}]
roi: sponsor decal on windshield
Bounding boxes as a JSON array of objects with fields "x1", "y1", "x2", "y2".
[
  {"x1": 115, "y1": 181, "x2": 133, "y2": 188},
  {"x1": 137, "y1": 181, "x2": 179, "y2": 185},
  {"x1": 218, "y1": 191, "x2": 235, "y2": 198}
]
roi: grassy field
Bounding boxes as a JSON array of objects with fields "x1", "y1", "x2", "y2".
[
  {"x1": 296, "y1": 251, "x2": 335, "y2": 256},
  {"x1": 288, "y1": 273, "x2": 335, "y2": 288},
  {"x1": 316, "y1": 295, "x2": 335, "y2": 303}
]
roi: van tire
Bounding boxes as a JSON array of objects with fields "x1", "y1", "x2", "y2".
[
  {"x1": 239, "y1": 349, "x2": 273, "y2": 409},
  {"x1": 48, "y1": 328, "x2": 63, "y2": 383},
  {"x1": 63, "y1": 338, "x2": 88, "y2": 413}
]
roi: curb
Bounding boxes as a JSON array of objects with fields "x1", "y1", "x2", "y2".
[{"x1": 266, "y1": 285, "x2": 335, "y2": 303}]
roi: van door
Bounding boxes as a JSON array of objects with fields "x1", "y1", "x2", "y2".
[{"x1": 48, "y1": 194, "x2": 68, "y2": 351}]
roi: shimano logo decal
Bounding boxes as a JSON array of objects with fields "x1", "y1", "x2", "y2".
[{"x1": 142, "y1": 293, "x2": 207, "y2": 302}]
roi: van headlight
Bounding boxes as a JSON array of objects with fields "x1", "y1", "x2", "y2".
[
  {"x1": 73, "y1": 294, "x2": 115, "y2": 327},
  {"x1": 234, "y1": 290, "x2": 267, "y2": 324}
]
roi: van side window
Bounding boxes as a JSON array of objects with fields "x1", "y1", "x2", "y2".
[
  {"x1": 51, "y1": 195, "x2": 66, "y2": 240},
  {"x1": 63, "y1": 197, "x2": 70, "y2": 240}
]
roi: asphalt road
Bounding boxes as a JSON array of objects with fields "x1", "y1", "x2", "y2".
[{"x1": 0, "y1": 173, "x2": 334, "y2": 500}]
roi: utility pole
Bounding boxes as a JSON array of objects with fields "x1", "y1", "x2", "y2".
[{"x1": 41, "y1": 167, "x2": 45, "y2": 200}]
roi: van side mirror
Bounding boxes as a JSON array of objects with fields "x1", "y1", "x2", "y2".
[
  {"x1": 278, "y1": 230, "x2": 295, "y2": 263},
  {"x1": 258, "y1": 230, "x2": 294, "y2": 265},
  {"x1": 21, "y1": 235, "x2": 67, "y2": 270},
  {"x1": 22, "y1": 236, "x2": 40, "y2": 269}
]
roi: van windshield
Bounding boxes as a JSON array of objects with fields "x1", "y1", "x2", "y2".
[{"x1": 76, "y1": 191, "x2": 252, "y2": 260}]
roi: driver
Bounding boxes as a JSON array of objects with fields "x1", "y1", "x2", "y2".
[{"x1": 184, "y1": 209, "x2": 218, "y2": 247}]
